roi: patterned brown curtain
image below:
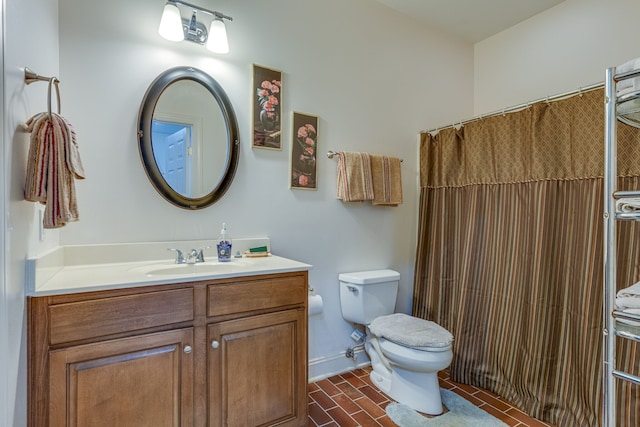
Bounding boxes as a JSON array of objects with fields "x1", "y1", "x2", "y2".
[{"x1": 414, "y1": 89, "x2": 640, "y2": 426}]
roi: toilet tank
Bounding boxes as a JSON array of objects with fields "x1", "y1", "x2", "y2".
[{"x1": 339, "y1": 269, "x2": 400, "y2": 325}]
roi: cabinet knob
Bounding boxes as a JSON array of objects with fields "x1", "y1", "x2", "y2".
[
  {"x1": 211, "y1": 340, "x2": 220, "y2": 349},
  {"x1": 183, "y1": 345, "x2": 192, "y2": 354}
]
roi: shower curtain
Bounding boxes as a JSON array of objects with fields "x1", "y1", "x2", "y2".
[{"x1": 414, "y1": 89, "x2": 640, "y2": 426}]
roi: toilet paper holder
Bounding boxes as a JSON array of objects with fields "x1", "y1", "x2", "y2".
[{"x1": 308, "y1": 285, "x2": 324, "y2": 316}]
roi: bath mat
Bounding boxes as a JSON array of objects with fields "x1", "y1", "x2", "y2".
[{"x1": 386, "y1": 388, "x2": 509, "y2": 427}]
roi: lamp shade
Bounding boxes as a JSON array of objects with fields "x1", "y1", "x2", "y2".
[
  {"x1": 206, "y1": 18, "x2": 229, "y2": 54},
  {"x1": 159, "y1": 3, "x2": 184, "y2": 42}
]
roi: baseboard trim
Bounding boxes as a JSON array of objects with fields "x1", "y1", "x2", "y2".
[{"x1": 308, "y1": 345, "x2": 370, "y2": 383}]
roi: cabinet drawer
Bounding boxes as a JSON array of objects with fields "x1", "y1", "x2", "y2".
[
  {"x1": 207, "y1": 275, "x2": 306, "y2": 317},
  {"x1": 49, "y1": 288, "x2": 194, "y2": 345}
]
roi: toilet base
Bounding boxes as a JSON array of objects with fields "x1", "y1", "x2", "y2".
[
  {"x1": 370, "y1": 366, "x2": 444, "y2": 415},
  {"x1": 369, "y1": 369, "x2": 392, "y2": 395},
  {"x1": 389, "y1": 367, "x2": 443, "y2": 415},
  {"x1": 366, "y1": 339, "x2": 447, "y2": 415}
]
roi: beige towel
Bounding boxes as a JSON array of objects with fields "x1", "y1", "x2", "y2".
[
  {"x1": 370, "y1": 155, "x2": 402, "y2": 206},
  {"x1": 24, "y1": 112, "x2": 85, "y2": 228},
  {"x1": 336, "y1": 151, "x2": 374, "y2": 202}
]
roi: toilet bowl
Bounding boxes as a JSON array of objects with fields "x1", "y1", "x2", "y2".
[
  {"x1": 339, "y1": 270, "x2": 454, "y2": 415},
  {"x1": 367, "y1": 313, "x2": 453, "y2": 415}
]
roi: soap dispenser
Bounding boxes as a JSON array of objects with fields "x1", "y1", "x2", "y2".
[{"x1": 217, "y1": 223, "x2": 232, "y2": 262}]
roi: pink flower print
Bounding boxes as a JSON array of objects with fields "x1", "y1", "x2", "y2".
[
  {"x1": 305, "y1": 124, "x2": 316, "y2": 133},
  {"x1": 297, "y1": 127, "x2": 308, "y2": 138},
  {"x1": 270, "y1": 84, "x2": 280, "y2": 94},
  {"x1": 298, "y1": 175, "x2": 309, "y2": 186},
  {"x1": 268, "y1": 95, "x2": 278, "y2": 106},
  {"x1": 261, "y1": 80, "x2": 271, "y2": 89},
  {"x1": 305, "y1": 137, "x2": 314, "y2": 146},
  {"x1": 305, "y1": 147, "x2": 314, "y2": 155}
]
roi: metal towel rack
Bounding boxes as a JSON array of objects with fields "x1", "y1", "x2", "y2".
[
  {"x1": 23, "y1": 67, "x2": 61, "y2": 118},
  {"x1": 326, "y1": 150, "x2": 403, "y2": 162},
  {"x1": 602, "y1": 62, "x2": 640, "y2": 427},
  {"x1": 24, "y1": 67, "x2": 60, "y2": 85}
]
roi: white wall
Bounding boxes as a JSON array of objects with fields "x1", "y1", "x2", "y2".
[
  {"x1": 0, "y1": 2, "x2": 6, "y2": 424},
  {"x1": 59, "y1": 0, "x2": 472, "y2": 386},
  {"x1": 7, "y1": 0, "x2": 640, "y2": 425},
  {"x1": 3, "y1": 0, "x2": 60, "y2": 425},
  {"x1": 4, "y1": 0, "x2": 469, "y2": 422},
  {"x1": 474, "y1": 0, "x2": 640, "y2": 115}
]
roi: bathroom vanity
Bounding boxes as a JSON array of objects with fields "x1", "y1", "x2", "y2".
[{"x1": 26, "y1": 242, "x2": 310, "y2": 427}]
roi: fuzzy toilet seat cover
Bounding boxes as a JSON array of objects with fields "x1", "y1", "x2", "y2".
[{"x1": 369, "y1": 313, "x2": 453, "y2": 348}]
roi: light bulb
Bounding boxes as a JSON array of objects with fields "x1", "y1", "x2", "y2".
[
  {"x1": 206, "y1": 18, "x2": 229, "y2": 54},
  {"x1": 159, "y1": 3, "x2": 184, "y2": 42}
]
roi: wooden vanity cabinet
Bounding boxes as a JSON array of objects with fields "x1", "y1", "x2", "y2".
[
  {"x1": 28, "y1": 271, "x2": 308, "y2": 427},
  {"x1": 49, "y1": 328, "x2": 194, "y2": 427},
  {"x1": 208, "y1": 309, "x2": 306, "y2": 427}
]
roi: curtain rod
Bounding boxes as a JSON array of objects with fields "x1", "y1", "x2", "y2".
[{"x1": 423, "y1": 81, "x2": 604, "y2": 134}]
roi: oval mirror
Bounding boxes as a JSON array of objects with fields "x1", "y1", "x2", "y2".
[{"x1": 138, "y1": 67, "x2": 239, "y2": 209}]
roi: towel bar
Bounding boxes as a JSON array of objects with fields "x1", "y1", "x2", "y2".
[
  {"x1": 24, "y1": 67, "x2": 60, "y2": 85},
  {"x1": 327, "y1": 150, "x2": 403, "y2": 162},
  {"x1": 24, "y1": 67, "x2": 61, "y2": 118}
]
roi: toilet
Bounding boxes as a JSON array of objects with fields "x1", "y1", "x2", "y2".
[{"x1": 339, "y1": 269, "x2": 453, "y2": 415}]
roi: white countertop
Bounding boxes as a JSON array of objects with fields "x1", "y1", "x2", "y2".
[{"x1": 27, "y1": 239, "x2": 312, "y2": 296}]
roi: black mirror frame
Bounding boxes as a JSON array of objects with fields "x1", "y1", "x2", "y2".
[{"x1": 138, "y1": 66, "x2": 240, "y2": 209}]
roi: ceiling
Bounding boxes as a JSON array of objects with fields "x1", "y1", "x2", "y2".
[{"x1": 374, "y1": 0, "x2": 566, "y2": 43}]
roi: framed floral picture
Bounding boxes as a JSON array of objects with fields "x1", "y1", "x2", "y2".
[
  {"x1": 290, "y1": 112, "x2": 318, "y2": 190},
  {"x1": 252, "y1": 64, "x2": 282, "y2": 150}
]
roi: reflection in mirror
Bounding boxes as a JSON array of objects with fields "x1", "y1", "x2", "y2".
[
  {"x1": 152, "y1": 79, "x2": 227, "y2": 198},
  {"x1": 138, "y1": 67, "x2": 239, "y2": 209}
]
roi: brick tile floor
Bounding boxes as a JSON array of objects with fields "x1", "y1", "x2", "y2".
[{"x1": 308, "y1": 368, "x2": 556, "y2": 427}]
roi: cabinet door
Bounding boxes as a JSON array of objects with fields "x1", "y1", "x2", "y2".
[
  {"x1": 208, "y1": 309, "x2": 307, "y2": 427},
  {"x1": 49, "y1": 328, "x2": 194, "y2": 427}
]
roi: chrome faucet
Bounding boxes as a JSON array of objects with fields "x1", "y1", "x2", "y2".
[
  {"x1": 168, "y1": 246, "x2": 210, "y2": 264},
  {"x1": 168, "y1": 248, "x2": 185, "y2": 264},
  {"x1": 186, "y1": 248, "x2": 205, "y2": 264}
]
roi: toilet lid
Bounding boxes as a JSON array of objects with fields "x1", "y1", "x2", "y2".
[{"x1": 369, "y1": 313, "x2": 453, "y2": 348}]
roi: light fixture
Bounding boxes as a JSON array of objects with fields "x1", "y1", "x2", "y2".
[
  {"x1": 158, "y1": 0, "x2": 233, "y2": 54},
  {"x1": 206, "y1": 16, "x2": 229, "y2": 54},
  {"x1": 158, "y1": 2, "x2": 184, "y2": 42}
]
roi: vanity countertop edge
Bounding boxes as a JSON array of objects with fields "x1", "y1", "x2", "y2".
[{"x1": 26, "y1": 239, "x2": 313, "y2": 296}]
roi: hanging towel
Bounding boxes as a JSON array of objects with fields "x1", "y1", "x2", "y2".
[
  {"x1": 370, "y1": 155, "x2": 403, "y2": 206},
  {"x1": 615, "y1": 281, "x2": 640, "y2": 326},
  {"x1": 616, "y1": 58, "x2": 640, "y2": 97},
  {"x1": 616, "y1": 281, "x2": 640, "y2": 308},
  {"x1": 617, "y1": 280, "x2": 640, "y2": 298},
  {"x1": 616, "y1": 197, "x2": 640, "y2": 213},
  {"x1": 336, "y1": 151, "x2": 374, "y2": 202},
  {"x1": 23, "y1": 112, "x2": 85, "y2": 228}
]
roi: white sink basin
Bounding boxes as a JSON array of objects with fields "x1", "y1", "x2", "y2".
[
  {"x1": 147, "y1": 263, "x2": 235, "y2": 276},
  {"x1": 132, "y1": 259, "x2": 254, "y2": 276}
]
